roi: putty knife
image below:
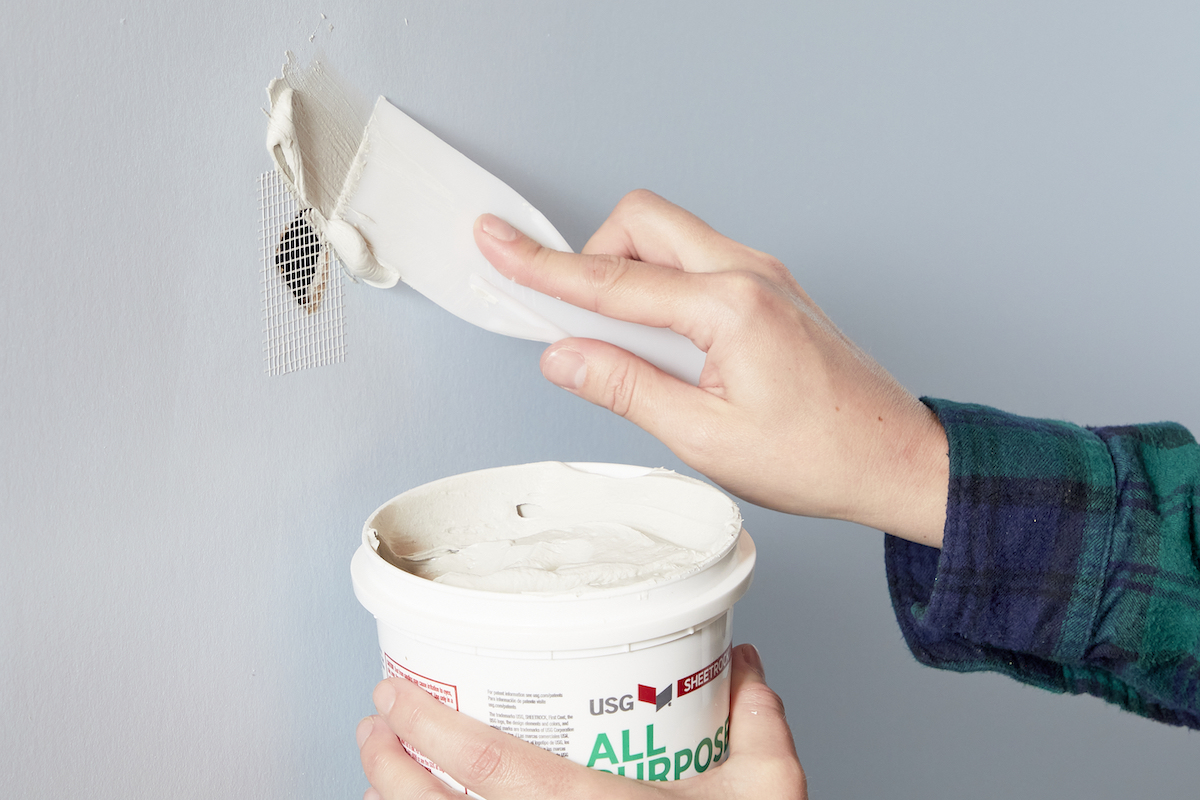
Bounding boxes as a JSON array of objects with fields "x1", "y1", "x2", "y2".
[{"x1": 268, "y1": 90, "x2": 706, "y2": 384}]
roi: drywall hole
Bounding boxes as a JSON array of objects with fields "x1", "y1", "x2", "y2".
[{"x1": 276, "y1": 210, "x2": 326, "y2": 312}]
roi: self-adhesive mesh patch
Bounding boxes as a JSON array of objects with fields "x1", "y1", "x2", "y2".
[{"x1": 260, "y1": 169, "x2": 346, "y2": 375}]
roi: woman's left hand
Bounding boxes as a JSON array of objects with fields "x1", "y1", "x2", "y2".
[{"x1": 356, "y1": 643, "x2": 806, "y2": 799}]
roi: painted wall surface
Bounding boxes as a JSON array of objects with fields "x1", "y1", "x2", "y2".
[{"x1": 3, "y1": 2, "x2": 1197, "y2": 797}]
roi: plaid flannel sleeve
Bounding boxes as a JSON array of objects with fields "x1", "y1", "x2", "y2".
[{"x1": 885, "y1": 398, "x2": 1200, "y2": 729}]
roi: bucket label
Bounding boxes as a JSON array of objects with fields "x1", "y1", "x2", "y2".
[
  {"x1": 677, "y1": 645, "x2": 732, "y2": 697},
  {"x1": 586, "y1": 716, "x2": 730, "y2": 780},
  {"x1": 486, "y1": 690, "x2": 573, "y2": 756},
  {"x1": 385, "y1": 655, "x2": 459, "y2": 710},
  {"x1": 375, "y1": 632, "x2": 733, "y2": 796}
]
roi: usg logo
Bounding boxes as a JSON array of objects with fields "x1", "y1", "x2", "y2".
[
  {"x1": 588, "y1": 646, "x2": 732, "y2": 717},
  {"x1": 638, "y1": 683, "x2": 674, "y2": 712},
  {"x1": 589, "y1": 694, "x2": 635, "y2": 716}
]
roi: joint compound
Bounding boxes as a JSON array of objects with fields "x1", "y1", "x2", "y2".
[{"x1": 351, "y1": 462, "x2": 756, "y2": 796}]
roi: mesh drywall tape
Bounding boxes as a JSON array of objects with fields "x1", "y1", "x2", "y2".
[{"x1": 259, "y1": 169, "x2": 346, "y2": 375}]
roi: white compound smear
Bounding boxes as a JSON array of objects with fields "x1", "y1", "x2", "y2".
[{"x1": 370, "y1": 462, "x2": 742, "y2": 595}]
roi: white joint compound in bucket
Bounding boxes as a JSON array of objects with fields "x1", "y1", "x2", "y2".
[{"x1": 351, "y1": 462, "x2": 756, "y2": 795}]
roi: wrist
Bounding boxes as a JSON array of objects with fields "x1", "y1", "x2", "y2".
[{"x1": 851, "y1": 396, "x2": 948, "y2": 547}]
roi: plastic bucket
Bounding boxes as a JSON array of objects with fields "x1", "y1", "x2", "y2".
[{"x1": 351, "y1": 462, "x2": 755, "y2": 795}]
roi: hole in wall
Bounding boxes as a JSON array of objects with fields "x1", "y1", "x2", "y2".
[{"x1": 275, "y1": 211, "x2": 326, "y2": 312}]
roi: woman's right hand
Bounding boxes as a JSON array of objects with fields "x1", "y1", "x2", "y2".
[{"x1": 474, "y1": 190, "x2": 948, "y2": 546}]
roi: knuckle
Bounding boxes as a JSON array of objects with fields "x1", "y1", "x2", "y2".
[
  {"x1": 610, "y1": 189, "x2": 666, "y2": 231},
  {"x1": 757, "y1": 253, "x2": 791, "y2": 282},
  {"x1": 715, "y1": 270, "x2": 778, "y2": 315},
  {"x1": 602, "y1": 360, "x2": 640, "y2": 419},
  {"x1": 459, "y1": 739, "x2": 508, "y2": 787},
  {"x1": 403, "y1": 697, "x2": 430, "y2": 736},
  {"x1": 582, "y1": 253, "x2": 633, "y2": 302},
  {"x1": 741, "y1": 682, "x2": 788, "y2": 719},
  {"x1": 616, "y1": 188, "x2": 660, "y2": 215},
  {"x1": 529, "y1": 242, "x2": 558, "y2": 275}
]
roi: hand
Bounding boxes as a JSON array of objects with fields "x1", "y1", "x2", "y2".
[
  {"x1": 356, "y1": 643, "x2": 806, "y2": 800},
  {"x1": 474, "y1": 190, "x2": 948, "y2": 546}
]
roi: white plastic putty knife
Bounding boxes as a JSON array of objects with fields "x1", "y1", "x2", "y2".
[{"x1": 270, "y1": 93, "x2": 706, "y2": 385}]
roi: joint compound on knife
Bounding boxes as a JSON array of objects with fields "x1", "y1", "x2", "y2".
[{"x1": 265, "y1": 54, "x2": 398, "y2": 288}]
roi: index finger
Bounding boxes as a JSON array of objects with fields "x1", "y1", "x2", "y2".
[
  {"x1": 580, "y1": 190, "x2": 777, "y2": 279},
  {"x1": 474, "y1": 214, "x2": 711, "y2": 343}
]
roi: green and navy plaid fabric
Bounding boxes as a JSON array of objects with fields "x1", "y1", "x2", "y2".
[{"x1": 886, "y1": 398, "x2": 1200, "y2": 729}]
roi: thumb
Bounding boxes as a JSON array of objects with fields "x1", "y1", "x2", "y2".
[
  {"x1": 541, "y1": 338, "x2": 719, "y2": 440},
  {"x1": 725, "y1": 644, "x2": 801, "y2": 765}
]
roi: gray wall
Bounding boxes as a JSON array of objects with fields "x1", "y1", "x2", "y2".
[{"x1": 4, "y1": 2, "x2": 1197, "y2": 797}]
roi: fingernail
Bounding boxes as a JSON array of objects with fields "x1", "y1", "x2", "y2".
[
  {"x1": 742, "y1": 643, "x2": 765, "y2": 678},
  {"x1": 480, "y1": 214, "x2": 519, "y2": 242},
  {"x1": 356, "y1": 717, "x2": 374, "y2": 749},
  {"x1": 373, "y1": 680, "x2": 396, "y2": 715},
  {"x1": 543, "y1": 347, "x2": 587, "y2": 390}
]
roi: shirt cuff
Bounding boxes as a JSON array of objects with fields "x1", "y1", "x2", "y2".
[
  {"x1": 885, "y1": 398, "x2": 1200, "y2": 728},
  {"x1": 886, "y1": 398, "x2": 1117, "y2": 689}
]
